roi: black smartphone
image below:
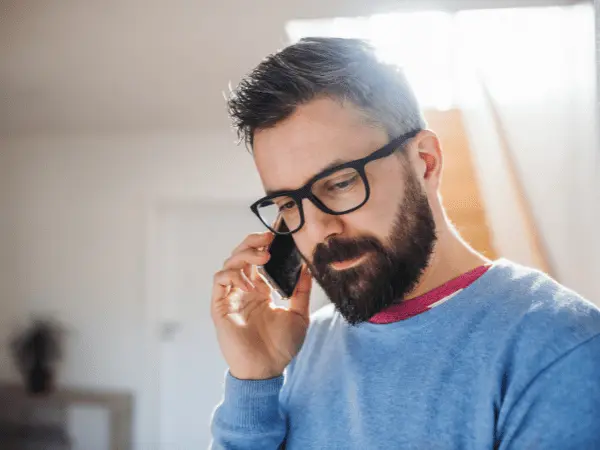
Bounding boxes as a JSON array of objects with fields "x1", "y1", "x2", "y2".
[{"x1": 259, "y1": 218, "x2": 303, "y2": 299}]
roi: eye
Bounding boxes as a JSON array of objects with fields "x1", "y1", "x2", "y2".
[
  {"x1": 328, "y1": 173, "x2": 359, "y2": 192},
  {"x1": 277, "y1": 200, "x2": 296, "y2": 211}
]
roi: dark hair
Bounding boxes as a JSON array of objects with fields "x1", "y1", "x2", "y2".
[{"x1": 227, "y1": 37, "x2": 427, "y2": 149}]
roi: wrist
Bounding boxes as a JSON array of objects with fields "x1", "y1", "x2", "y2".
[
  {"x1": 216, "y1": 371, "x2": 284, "y2": 430},
  {"x1": 229, "y1": 367, "x2": 283, "y2": 381}
]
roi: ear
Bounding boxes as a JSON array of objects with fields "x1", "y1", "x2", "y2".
[{"x1": 412, "y1": 130, "x2": 443, "y2": 190}]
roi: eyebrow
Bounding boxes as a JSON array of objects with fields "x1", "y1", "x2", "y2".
[{"x1": 264, "y1": 157, "x2": 349, "y2": 197}]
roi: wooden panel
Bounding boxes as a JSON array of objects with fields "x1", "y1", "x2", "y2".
[{"x1": 424, "y1": 109, "x2": 498, "y2": 259}]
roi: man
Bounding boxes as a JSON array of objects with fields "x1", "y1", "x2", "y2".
[{"x1": 210, "y1": 38, "x2": 600, "y2": 449}]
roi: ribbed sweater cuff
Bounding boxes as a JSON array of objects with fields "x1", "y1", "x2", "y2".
[{"x1": 219, "y1": 371, "x2": 284, "y2": 430}]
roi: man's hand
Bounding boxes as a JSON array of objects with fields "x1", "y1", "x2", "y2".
[{"x1": 211, "y1": 231, "x2": 313, "y2": 380}]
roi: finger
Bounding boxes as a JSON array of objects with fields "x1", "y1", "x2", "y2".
[
  {"x1": 249, "y1": 264, "x2": 259, "y2": 282},
  {"x1": 211, "y1": 269, "x2": 255, "y2": 320},
  {"x1": 212, "y1": 269, "x2": 254, "y2": 303},
  {"x1": 289, "y1": 265, "x2": 312, "y2": 319},
  {"x1": 232, "y1": 231, "x2": 274, "y2": 254},
  {"x1": 224, "y1": 248, "x2": 270, "y2": 271},
  {"x1": 242, "y1": 263, "x2": 252, "y2": 281}
]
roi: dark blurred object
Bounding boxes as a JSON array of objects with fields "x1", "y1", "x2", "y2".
[
  {"x1": 0, "y1": 383, "x2": 72, "y2": 449},
  {"x1": 0, "y1": 423, "x2": 71, "y2": 450},
  {"x1": 0, "y1": 383, "x2": 134, "y2": 450},
  {"x1": 10, "y1": 318, "x2": 66, "y2": 394}
]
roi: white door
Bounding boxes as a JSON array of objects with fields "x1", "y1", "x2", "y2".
[
  {"x1": 152, "y1": 202, "x2": 329, "y2": 449},
  {"x1": 154, "y1": 203, "x2": 257, "y2": 449}
]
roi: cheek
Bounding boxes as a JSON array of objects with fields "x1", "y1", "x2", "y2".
[
  {"x1": 358, "y1": 172, "x2": 405, "y2": 232},
  {"x1": 293, "y1": 235, "x2": 316, "y2": 263},
  {"x1": 343, "y1": 204, "x2": 393, "y2": 240},
  {"x1": 335, "y1": 198, "x2": 398, "y2": 245}
]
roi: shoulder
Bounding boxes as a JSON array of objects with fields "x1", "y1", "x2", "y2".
[
  {"x1": 485, "y1": 259, "x2": 600, "y2": 347},
  {"x1": 479, "y1": 259, "x2": 600, "y2": 399},
  {"x1": 484, "y1": 261, "x2": 600, "y2": 442}
]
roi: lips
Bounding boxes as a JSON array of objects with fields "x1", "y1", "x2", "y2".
[
  {"x1": 330, "y1": 254, "x2": 369, "y2": 271},
  {"x1": 312, "y1": 237, "x2": 380, "y2": 276}
]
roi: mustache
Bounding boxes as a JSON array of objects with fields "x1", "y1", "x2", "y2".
[{"x1": 313, "y1": 236, "x2": 384, "y2": 267}]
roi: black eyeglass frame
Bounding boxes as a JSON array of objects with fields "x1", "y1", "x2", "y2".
[{"x1": 250, "y1": 128, "x2": 422, "y2": 235}]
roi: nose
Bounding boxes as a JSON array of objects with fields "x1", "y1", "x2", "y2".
[{"x1": 300, "y1": 198, "x2": 344, "y2": 242}]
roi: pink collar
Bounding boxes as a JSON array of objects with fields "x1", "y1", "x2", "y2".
[{"x1": 368, "y1": 265, "x2": 491, "y2": 324}]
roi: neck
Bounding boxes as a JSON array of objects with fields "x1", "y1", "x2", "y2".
[{"x1": 405, "y1": 222, "x2": 491, "y2": 300}]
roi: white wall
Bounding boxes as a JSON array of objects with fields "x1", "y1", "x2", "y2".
[
  {"x1": 484, "y1": 5, "x2": 598, "y2": 300},
  {"x1": 0, "y1": 132, "x2": 265, "y2": 448},
  {"x1": 458, "y1": 4, "x2": 599, "y2": 300}
]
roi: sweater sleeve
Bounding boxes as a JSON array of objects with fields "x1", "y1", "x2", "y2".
[
  {"x1": 497, "y1": 334, "x2": 600, "y2": 450},
  {"x1": 210, "y1": 371, "x2": 287, "y2": 449}
]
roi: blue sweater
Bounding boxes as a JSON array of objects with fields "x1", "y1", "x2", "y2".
[{"x1": 211, "y1": 259, "x2": 600, "y2": 449}]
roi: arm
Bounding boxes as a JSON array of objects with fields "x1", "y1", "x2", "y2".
[
  {"x1": 209, "y1": 232, "x2": 312, "y2": 449},
  {"x1": 497, "y1": 334, "x2": 600, "y2": 449},
  {"x1": 210, "y1": 372, "x2": 286, "y2": 450}
]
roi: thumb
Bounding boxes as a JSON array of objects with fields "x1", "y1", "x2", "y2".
[{"x1": 289, "y1": 265, "x2": 312, "y2": 318}]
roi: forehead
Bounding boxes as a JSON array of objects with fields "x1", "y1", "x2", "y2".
[{"x1": 253, "y1": 97, "x2": 389, "y2": 194}]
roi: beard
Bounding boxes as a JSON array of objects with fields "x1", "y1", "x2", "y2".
[{"x1": 305, "y1": 168, "x2": 437, "y2": 325}]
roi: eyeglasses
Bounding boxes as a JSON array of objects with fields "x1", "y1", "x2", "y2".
[{"x1": 250, "y1": 129, "x2": 422, "y2": 235}]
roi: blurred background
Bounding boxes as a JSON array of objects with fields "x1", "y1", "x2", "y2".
[{"x1": 0, "y1": 0, "x2": 598, "y2": 448}]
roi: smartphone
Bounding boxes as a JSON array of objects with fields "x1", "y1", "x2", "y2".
[{"x1": 259, "y1": 218, "x2": 303, "y2": 299}]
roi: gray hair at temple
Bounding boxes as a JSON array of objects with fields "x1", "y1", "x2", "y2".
[{"x1": 227, "y1": 37, "x2": 427, "y2": 149}]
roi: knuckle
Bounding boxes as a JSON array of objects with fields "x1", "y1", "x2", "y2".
[
  {"x1": 235, "y1": 272, "x2": 246, "y2": 283},
  {"x1": 214, "y1": 269, "x2": 230, "y2": 281},
  {"x1": 213, "y1": 271, "x2": 223, "y2": 283},
  {"x1": 245, "y1": 232, "x2": 261, "y2": 243}
]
